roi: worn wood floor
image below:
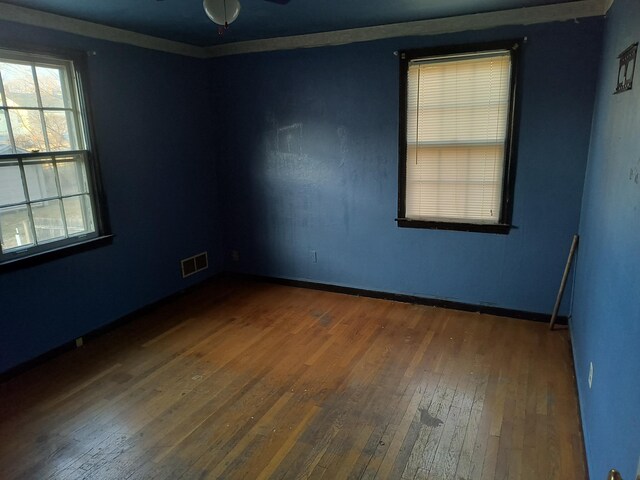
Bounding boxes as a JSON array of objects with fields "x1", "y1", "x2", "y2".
[{"x1": 0, "y1": 278, "x2": 586, "y2": 480}]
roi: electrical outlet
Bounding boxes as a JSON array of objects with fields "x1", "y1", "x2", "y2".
[
  {"x1": 588, "y1": 362, "x2": 593, "y2": 389},
  {"x1": 75, "y1": 337, "x2": 84, "y2": 348},
  {"x1": 311, "y1": 250, "x2": 317, "y2": 263},
  {"x1": 231, "y1": 250, "x2": 240, "y2": 262}
]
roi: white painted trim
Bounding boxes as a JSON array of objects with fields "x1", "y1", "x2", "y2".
[
  {"x1": 0, "y1": 2, "x2": 206, "y2": 58},
  {"x1": 205, "y1": 0, "x2": 607, "y2": 57},
  {"x1": 0, "y1": 0, "x2": 609, "y2": 59}
]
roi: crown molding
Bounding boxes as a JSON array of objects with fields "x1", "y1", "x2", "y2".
[
  {"x1": 603, "y1": 0, "x2": 615, "y2": 13},
  {"x1": 0, "y1": 0, "x2": 609, "y2": 59},
  {"x1": 0, "y1": 2, "x2": 206, "y2": 58},
  {"x1": 205, "y1": 0, "x2": 607, "y2": 57}
]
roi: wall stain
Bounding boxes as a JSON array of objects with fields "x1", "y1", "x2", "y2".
[
  {"x1": 629, "y1": 157, "x2": 640, "y2": 185},
  {"x1": 337, "y1": 125, "x2": 349, "y2": 166},
  {"x1": 277, "y1": 123, "x2": 303, "y2": 155}
]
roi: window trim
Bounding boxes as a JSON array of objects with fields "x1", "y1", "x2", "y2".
[
  {"x1": 0, "y1": 44, "x2": 111, "y2": 266},
  {"x1": 397, "y1": 40, "x2": 521, "y2": 234}
]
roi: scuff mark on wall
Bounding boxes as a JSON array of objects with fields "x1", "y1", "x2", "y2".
[
  {"x1": 337, "y1": 125, "x2": 349, "y2": 166},
  {"x1": 629, "y1": 157, "x2": 640, "y2": 185},
  {"x1": 277, "y1": 123, "x2": 303, "y2": 155}
]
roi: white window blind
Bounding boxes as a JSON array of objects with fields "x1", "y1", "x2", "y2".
[{"x1": 405, "y1": 50, "x2": 512, "y2": 223}]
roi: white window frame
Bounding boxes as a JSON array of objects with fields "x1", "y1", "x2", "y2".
[
  {"x1": 397, "y1": 41, "x2": 520, "y2": 234},
  {"x1": 0, "y1": 47, "x2": 107, "y2": 265}
]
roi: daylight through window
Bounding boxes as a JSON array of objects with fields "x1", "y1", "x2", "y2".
[
  {"x1": 0, "y1": 49, "x2": 98, "y2": 260},
  {"x1": 399, "y1": 44, "x2": 518, "y2": 232}
]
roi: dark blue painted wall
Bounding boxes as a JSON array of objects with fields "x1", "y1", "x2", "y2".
[
  {"x1": 215, "y1": 19, "x2": 603, "y2": 315},
  {"x1": 571, "y1": 0, "x2": 640, "y2": 477},
  {"x1": 0, "y1": 22, "x2": 224, "y2": 373}
]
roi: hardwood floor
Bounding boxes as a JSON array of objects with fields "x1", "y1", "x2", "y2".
[{"x1": 0, "y1": 278, "x2": 586, "y2": 479}]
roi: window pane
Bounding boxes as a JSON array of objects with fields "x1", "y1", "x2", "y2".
[
  {"x1": 406, "y1": 145, "x2": 504, "y2": 221},
  {"x1": 35, "y1": 66, "x2": 67, "y2": 108},
  {"x1": 63, "y1": 195, "x2": 94, "y2": 236},
  {"x1": 57, "y1": 157, "x2": 88, "y2": 195},
  {"x1": 0, "y1": 161, "x2": 26, "y2": 205},
  {"x1": 407, "y1": 54, "x2": 511, "y2": 144},
  {"x1": 24, "y1": 159, "x2": 58, "y2": 200},
  {"x1": 9, "y1": 109, "x2": 46, "y2": 152},
  {"x1": 0, "y1": 49, "x2": 100, "y2": 259},
  {"x1": 0, "y1": 204, "x2": 34, "y2": 251},
  {"x1": 31, "y1": 199, "x2": 65, "y2": 243},
  {"x1": 405, "y1": 51, "x2": 512, "y2": 223},
  {"x1": 44, "y1": 111, "x2": 73, "y2": 151},
  {"x1": 0, "y1": 62, "x2": 38, "y2": 108},
  {"x1": 0, "y1": 112, "x2": 13, "y2": 154}
]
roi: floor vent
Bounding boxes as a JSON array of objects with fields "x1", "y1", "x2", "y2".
[{"x1": 181, "y1": 252, "x2": 208, "y2": 278}]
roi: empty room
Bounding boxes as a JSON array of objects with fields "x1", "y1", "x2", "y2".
[{"x1": 0, "y1": 0, "x2": 638, "y2": 478}]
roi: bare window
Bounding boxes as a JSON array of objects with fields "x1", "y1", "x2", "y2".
[{"x1": 0, "y1": 48, "x2": 105, "y2": 263}]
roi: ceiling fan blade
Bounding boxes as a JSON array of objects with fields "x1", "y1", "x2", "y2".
[{"x1": 263, "y1": 0, "x2": 291, "y2": 4}]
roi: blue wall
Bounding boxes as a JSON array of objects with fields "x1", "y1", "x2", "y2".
[
  {"x1": 571, "y1": 0, "x2": 640, "y2": 477},
  {"x1": 216, "y1": 19, "x2": 602, "y2": 315},
  {"x1": 0, "y1": 22, "x2": 224, "y2": 373}
]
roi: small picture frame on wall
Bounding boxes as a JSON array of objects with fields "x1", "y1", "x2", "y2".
[{"x1": 614, "y1": 42, "x2": 637, "y2": 94}]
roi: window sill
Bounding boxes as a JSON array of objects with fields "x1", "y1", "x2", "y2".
[
  {"x1": 396, "y1": 218, "x2": 511, "y2": 234},
  {"x1": 0, "y1": 234, "x2": 114, "y2": 272}
]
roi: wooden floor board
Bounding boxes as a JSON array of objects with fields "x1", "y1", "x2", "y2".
[{"x1": 0, "y1": 278, "x2": 587, "y2": 479}]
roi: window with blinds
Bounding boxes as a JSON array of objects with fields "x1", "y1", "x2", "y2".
[{"x1": 398, "y1": 43, "x2": 518, "y2": 233}]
